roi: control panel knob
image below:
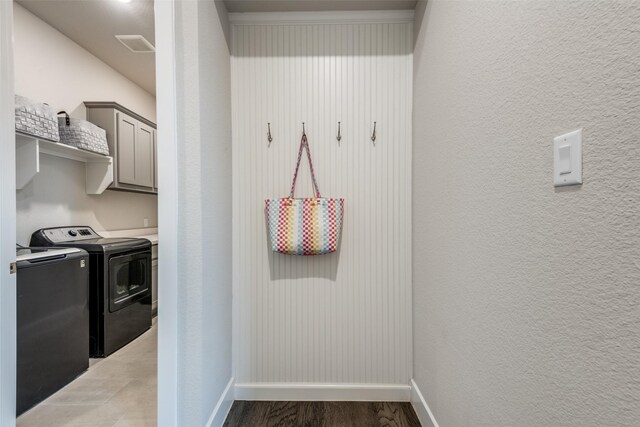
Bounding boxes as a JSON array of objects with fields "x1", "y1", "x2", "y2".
[{"x1": 68, "y1": 230, "x2": 77, "y2": 237}]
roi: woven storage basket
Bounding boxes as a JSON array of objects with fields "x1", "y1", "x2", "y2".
[
  {"x1": 57, "y1": 112, "x2": 109, "y2": 156},
  {"x1": 14, "y1": 95, "x2": 60, "y2": 142}
]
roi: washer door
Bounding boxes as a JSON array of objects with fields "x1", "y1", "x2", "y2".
[{"x1": 108, "y1": 251, "x2": 151, "y2": 312}]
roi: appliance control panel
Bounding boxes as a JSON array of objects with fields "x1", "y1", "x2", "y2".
[{"x1": 40, "y1": 227, "x2": 101, "y2": 243}]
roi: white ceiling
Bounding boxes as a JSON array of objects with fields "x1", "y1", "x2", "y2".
[
  {"x1": 16, "y1": 0, "x2": 418, "y2": 96},
  {"x1": 224, "y1": 0, "x2": 418, "y2": 13},
  {"x1": 17, "y1": 0, "x2": 156, "y2": 95}
]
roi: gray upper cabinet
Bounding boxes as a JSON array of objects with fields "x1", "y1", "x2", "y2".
[{"x1": 85, "y1": 102, "x2": 157, "y2": 194}]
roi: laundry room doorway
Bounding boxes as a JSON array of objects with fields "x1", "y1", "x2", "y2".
[{"x1": 0, "y1": 0, "x2": 182, "y2": 425}]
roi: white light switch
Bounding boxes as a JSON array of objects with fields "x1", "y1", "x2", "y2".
[
  {"x1": 558, "y1": 145, "x2": 572, "y2": 174},
  {"x1": 554, "y1": 129, "x2": 582, "y2": 187}
]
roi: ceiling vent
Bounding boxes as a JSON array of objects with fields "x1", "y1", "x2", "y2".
[{"x1": 115, "y1": 35, "x2": 155, "y2": 53}]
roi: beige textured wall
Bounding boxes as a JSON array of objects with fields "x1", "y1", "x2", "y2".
[
  {"x1": 170, "y1": 1, "x2": 233, "y2": 425},
  {"x1": 16, "y1": 155, "x2": 158, "y2": 245},
  {"x1": 412, "y1": 1, "x2": 640, "y2": 425}
]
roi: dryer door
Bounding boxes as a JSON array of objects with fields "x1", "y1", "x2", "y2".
[{"x1": 108, "y1": 251, "x2": 151, "y2": 312}]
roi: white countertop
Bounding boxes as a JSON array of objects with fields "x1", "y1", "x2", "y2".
[{"x1": 100, "y1": 228, "x2": 158, "y2": 245}]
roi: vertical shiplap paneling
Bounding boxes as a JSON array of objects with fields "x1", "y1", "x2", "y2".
[{"x1": 232, "y1": 21, "x2": 413, "y2": 386}]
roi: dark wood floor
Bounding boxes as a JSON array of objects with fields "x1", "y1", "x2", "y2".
[{"x1": 223, "y1": 401, "x2": 421, "y2": 427}]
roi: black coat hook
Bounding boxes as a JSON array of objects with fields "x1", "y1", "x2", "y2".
[
  {"x1": 371, "y1": 121, "x2": 377, "y2": 144},
  {"x1": 337, "y1": 121, "x2": 342, "y2": 143},
  {"x1": 267, "y1": 122, "x2": 273, "y2": 146},
  {"x1": 302, "y1": 122, "x2": 306, "y2": 136}
]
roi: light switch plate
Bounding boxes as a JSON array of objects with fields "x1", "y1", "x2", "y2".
[{"x1": 554, "y1": 129, "x2": 582, "y2": 187}]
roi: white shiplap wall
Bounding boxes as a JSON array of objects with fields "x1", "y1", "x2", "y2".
[{"x1": 231, "y1": 17, "x2": 413, "y2": 393}]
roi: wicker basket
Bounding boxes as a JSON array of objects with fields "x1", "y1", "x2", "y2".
[
  {"x1": 57, "y1": 112, "x2": 109, "y2": 156},
  {"x1": 15, "y1": 95, "x2": 60, "y2": 142}
]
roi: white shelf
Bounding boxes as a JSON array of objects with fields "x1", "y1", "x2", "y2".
[{"x1": 16, "y1": 133, "x2": 114, "y2": 194}]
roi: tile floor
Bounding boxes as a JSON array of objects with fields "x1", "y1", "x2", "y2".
[{"x1": 17, "y1": 324, "x2": 157, "y2": 427}]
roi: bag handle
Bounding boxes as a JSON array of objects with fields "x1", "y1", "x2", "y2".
[
  {"x1": 289, "y1": 133, "x2": 321, "y2": 198},
  {"x1": 57, "y1": 111, "x2": 70, "y2": 126}
]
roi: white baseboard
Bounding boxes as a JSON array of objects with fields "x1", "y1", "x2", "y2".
[
  {"x1": 410, "y1": 379, "x2": 439, "y2": 427},
  {"x1": 234, "y1": 382, "x2": 411, "y2": 402},
  {"x1": 205, "y1": 377, "x2": 235, "y2": 427}
]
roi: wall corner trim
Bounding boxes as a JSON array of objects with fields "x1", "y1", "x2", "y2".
[
  {"x1": 410, "y1": 379, "x2": 439, "y2": 427},
  {"x1": 228, "y1": 10, "x2": 415, "y2": 25},
  {"x1": 205, "y1": 377, "x2": 235, "y2": 427},
  {"x1": 234, "y1": 383, "x2": 411, "y2": 401}
]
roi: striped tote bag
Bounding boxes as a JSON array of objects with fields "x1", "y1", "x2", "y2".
[{"x1": 265, "y1": 133, "x2": 344, "y2": 255}]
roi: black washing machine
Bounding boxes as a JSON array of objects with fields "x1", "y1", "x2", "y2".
[
  {"x1": 31, "y1": 226, "x2": 152, "y2": 357},
  {"x1": 16, "y1": 246, "x2": 89, "y2": 415}
]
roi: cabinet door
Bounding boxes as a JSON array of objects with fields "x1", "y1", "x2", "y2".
[
  {"x1": 153, "y1": 129, "x2": 157, "y2": 191},
  {"x1": 151, "y1": 258, "x2": 158, "y2": 313},
  {"x1": 135, "y1": 123, "x2": 154, "y2": 188},
  {"x1": 117, "y1": 113, "x2": 137, "y2": 185}
]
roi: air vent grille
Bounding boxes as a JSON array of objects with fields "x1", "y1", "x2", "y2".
[{"x1": 115, "y1": 35, "x2": 155, "y2": 53}]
